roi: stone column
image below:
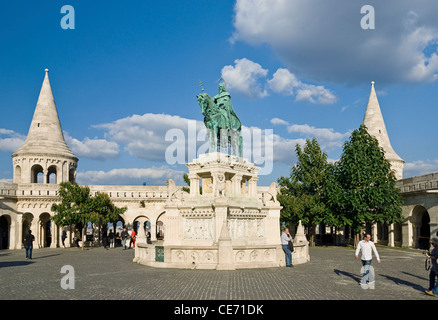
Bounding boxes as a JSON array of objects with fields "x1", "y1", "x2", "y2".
[
  {"x1": 188, "y1": 174, "x2": 200, "y2": 196},
  {"x1": 231, "y1": 174, "x2": 242, "y2": 196},
  {"x1": 50, "y1": 220, "x2": 57, "y2": 248},
  {"x1": 388, "y1": 224, "x2": 395, "y2": 247},
  {"x1": 248, "y1": 177, "x2": 258, "y2": 197},
  {"x1": 151, "y1": 223, "x2": 157, "y2": 242},
  {"x1": 15, "y1": 215, "x2": 22, "y2": 250}
]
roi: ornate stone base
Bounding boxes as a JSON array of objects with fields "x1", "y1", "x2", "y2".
[{"x1": 133, "y1": 153, "x2": 310, "y2": 269}]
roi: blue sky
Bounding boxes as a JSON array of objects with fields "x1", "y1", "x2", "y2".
[{"x1": 1, "y1": 0, "x2": 438, "y2": 186}]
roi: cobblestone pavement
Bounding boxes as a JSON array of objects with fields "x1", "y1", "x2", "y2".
[{"x1": 0, "y1": 245, "x2": 436, "y2": 302}]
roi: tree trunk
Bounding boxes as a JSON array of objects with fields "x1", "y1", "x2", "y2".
[{"x1": 354, "y1": 232, "x2": 360, "y2": 248}]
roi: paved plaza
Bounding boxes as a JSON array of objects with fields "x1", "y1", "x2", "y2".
[{"x1": 0, "y1": 245, "x2": 436, "y2": 302}]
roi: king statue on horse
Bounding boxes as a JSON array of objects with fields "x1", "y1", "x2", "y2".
[{"x1": 197, "y1": 80, "x2": 243, "y2": 157}]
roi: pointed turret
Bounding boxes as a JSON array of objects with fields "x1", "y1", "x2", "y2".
[
  {"x1": 363, "y1": 81, "x2": 404, "y2": 179},
  {"x1": 12, "y1": 69, "x2": 78, "y2": 184},
  {"x1": 13, "y1": 69, "x2": 76, "y2": 158}
]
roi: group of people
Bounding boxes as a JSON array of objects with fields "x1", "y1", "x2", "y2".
[
  {"x1": 101, "y1": 228, "x2": 137, "y2": 250},
  {"x1": 58, "y1": 227, "x2": 138, "y2": 250},
  {"x1": 281, "y1": 227, "x2": 438, "y2": 296}
]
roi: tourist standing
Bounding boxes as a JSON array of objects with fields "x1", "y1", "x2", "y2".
[
  {"x1": 355, "y1": 233, "x2": 381, "y2": 289},
  {"x1": 102, "y1": 230, "x2": 109, "y2": 250},
  {"x1": 24, "y1": 230, "x2": 35, "y2": 260},
  {"x1": 425, "y1": 237, "x2": 438, "y2": 297},
  {"x1": 121, "y1": 228, "x2": 129, "y2": 250},
  {"x1": 109, "y1": 230, "x2": 115, "y2": 248},
  {"x1": 129, "y1": 229, "x2": 136, "y2": 248},
  {"x1": 281, "y1": 227, "x2": 293, "y2": 267},
  {"x1": 61, "y1": 228, "x2": 67, "y2": 248}
]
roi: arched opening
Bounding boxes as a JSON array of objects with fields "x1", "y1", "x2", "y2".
[
  {"x1": 31, "y1": 164, "x2": 44, "y2": 183},
  {"x1": 394, "y1": 222, "x2": 403, "y2": 247},
  {"x1": 156, "y1": 213, "x2": 165, "y2": 240},
  {"x1": 377, "y1": 223, "x2": 389, "y2": 245},
  {"x1": 39, "y1": 213, "x2": 52, "y2": 248},
  {"x1": 134, "y1": 216, "x2": 151, "y2": 244},
  {"x1": 0, "y1": 215, "x2": 10, "y2": 249},
  {"x1": 47, "y1": 165, "x2": 57, "y2": 184},
  {"x1": 412, "y1": 205, "x2": 430, "y2": 250},
  {"x1": 115, "y1": 217, "x2": 126, "y2": 247}
]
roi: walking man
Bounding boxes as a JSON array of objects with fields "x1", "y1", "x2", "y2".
[
  {"x1": 425, "y1": 237, "x2": 438, "y2": 297},
  {"x1": 355, "y1": 233, "x2": 381, "y2": 289}
]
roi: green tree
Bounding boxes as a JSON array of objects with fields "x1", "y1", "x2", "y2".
[
  {"x1": 332, "y1": 124, "x2": 403, "y2": 246},
  {"x1": 51, "y1": 182, "x2": 127, "y2": 249},
  {"x1": 277, "y1": 138, "x2": 335, "y2": 245}
]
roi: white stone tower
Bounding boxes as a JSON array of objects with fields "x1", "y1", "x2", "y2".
[
  {"x1": 12, "y1": 69, "x2": 78, "y2": 184},
  {"x1": 363, "y1": 81, "x2": 404, "y2": 180}
]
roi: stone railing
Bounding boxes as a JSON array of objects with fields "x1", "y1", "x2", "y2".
[{"x1": 396, "y1": 172, "x2": 438, "y2": 193}]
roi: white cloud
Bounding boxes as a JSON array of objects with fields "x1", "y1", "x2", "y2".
[
  {"x1": 222, "y1": 59, "x2": 336, "y2": 104},
  {"x1": 64, "y1": 133, "x2": 120, "y2": 160},
  {"x1": 221, "y1": 58, "x2": 269, "y2": 98},
  {"x1": 268, "y1": 68, "x2": 337, "y2": 104},
  {"x1": 94, "y1": 113, "x2": 205, "y2": 163},
  {"x1": 0, "y1": 129, "x2": 26, "y2": 153},
  {"x1": 271, "y1": 118, "x2": 350, "y2": 151},
  {"x1": 232, "y1": 0, "x2": 438, "y2": 84},
  {"x1": 76, "y1": 166, "x2": 185, "y2": 186},
  {"x1": 270, "y1": 118, "x2": 289, "y2": 126},
  {"x1": 404, "y1": 160, "x2": 438, "y2": 178}
]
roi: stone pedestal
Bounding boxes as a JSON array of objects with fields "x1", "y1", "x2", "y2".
[{"x1": 134, "y1": 153, "x2": 309, "y2": 269}]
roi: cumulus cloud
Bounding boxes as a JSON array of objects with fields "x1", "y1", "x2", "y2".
[
  {"x1": 271, "y1": 118, "x2": 350, "y2": 151},
  {"x1": 0, "y1": 129, "x2": 26, "y2": 153},
  {"x1": 64, "y1": 133, "x2": 120, "y2": 160},
  {"x1": 76, "y1": 166, "x2": 185, "y2": 186},
  {"x1": 221, "y1": 59, "x2": 336, "y2": 103},
  {"x1": 232, "y1": 0, "x2": 438, "y2": 84},
  {"x1": 221, "y1": 58, "x2": 269, "y2": 98},
  {"x1": 267, "y1": 68, "x2": 337, "y2": 104},
  {"x1": 404, "y1": 159, "x2": 438, "y2": 178},
  {"x1": 94, "y1": 113, "x2": 205, "y2": 163}
]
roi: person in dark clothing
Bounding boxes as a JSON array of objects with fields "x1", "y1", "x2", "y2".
[
  {"x1": 61, "y1": 229, "x2": 67, "y2": 248},
  {"x1": 109, "y1": 230, "x2": 115, "y2": 248},
  {"x1": 121, "y1": 228, "x2": 129, "y2": 250},
  {"x1": 102, "y1": 231, "x2": 109, "y2": 250},
  {"x1": 24, "y1": 230, "x2": 35, "y2": 259}
]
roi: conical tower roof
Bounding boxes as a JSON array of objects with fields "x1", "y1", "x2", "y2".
[
  {"x1": 13, "y1": 69, "x2": 77, "y2": 160},
  {"x1": 362, "y1": 81, "x2": 403, "y2": 163}
]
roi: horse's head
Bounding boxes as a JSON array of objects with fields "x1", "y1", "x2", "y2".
[{"x1": 197, "y1": 93, "x2": 211, "y2": 115}]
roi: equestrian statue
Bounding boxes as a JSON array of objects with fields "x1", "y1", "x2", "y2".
[{"x1": 197, "y1": 80, "x2": 243, "y2": 157}]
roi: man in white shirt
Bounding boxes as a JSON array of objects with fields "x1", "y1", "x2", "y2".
[{"x1": 355, "y1": 233, "x2": 381, "y2": 289}]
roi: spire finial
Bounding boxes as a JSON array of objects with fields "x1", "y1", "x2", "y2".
[
  {"x1": 45, "y1": 68, "x2": 49, "y2": 73},
  {"x1": 371, "y1": 80, "x2": 375, "y2": 86}
]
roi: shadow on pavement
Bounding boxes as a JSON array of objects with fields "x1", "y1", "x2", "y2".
[
  {"x1": 333, "y1": 269, "x2": 361, "y2": 283},
  {"x1": 0, "y1": 260, "x2": 34, "y2": 268},
  {"x1": 379, "y1": 274, "x2": 425, "y2": 292}
]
